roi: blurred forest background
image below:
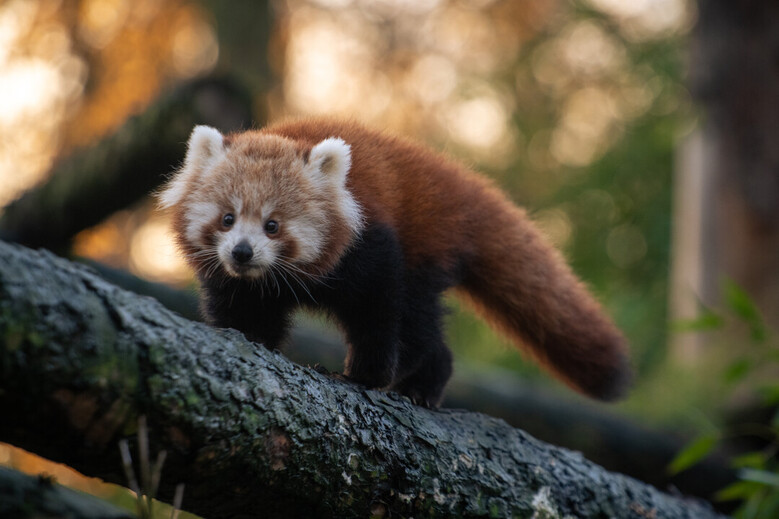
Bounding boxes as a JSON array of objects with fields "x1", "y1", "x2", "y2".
[{"x1": 0, "y1": 0, "x2": 777, "y2": 516}]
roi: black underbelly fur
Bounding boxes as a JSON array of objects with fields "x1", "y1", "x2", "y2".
[{"x1": 200, "y1": 224, "x2": 459, "y2": 407}]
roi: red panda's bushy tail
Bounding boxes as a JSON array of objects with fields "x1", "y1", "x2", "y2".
[{"x1": 457, "y1": 189, "x2": 632, "y2": 401}]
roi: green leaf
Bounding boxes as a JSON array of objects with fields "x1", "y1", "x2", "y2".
[
  {"x1": 672, "y1": 311, "x2": 724, "y2": 332},
  {"x1": 739, "y1": 468, "x2": 779, "y2": 488},
  {"x1": 723, "y1": 280, "x2": 766, "y2": 342},
  {"x1": 716, "y1": 480, "x2": 762, "y2": 502},
  {"x1": 668, "y1": 434, "x2": 718, "y2": 475},
  {"x1": 738, "y1": 489, "x2": 769, "y2": 519},
  {"x1": 752, "y1": 492, "x2": 779, "y2": 519},
  {"x1": 758, "y1": 385, "x2": 779, "y2": 406},
  {"x1": 724, "y1": 280, "x2": 760, "y2": 321},
  {"x1": 725, "y1": 358, "x2": 753, "y2": 384},
  {"x1": 731, "y1": 452, "x2": 767, "y2": 470}
]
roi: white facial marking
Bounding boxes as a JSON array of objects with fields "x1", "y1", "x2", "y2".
[
  {"x1": 261, "y1": 202, "x2": 275, "y2": 220},
  {"x1": 185, "y1": 201, "x2": 220, "y2": 246},
  {"x1": 230, "y1": 195, "x2": 243, "y2": 215},
  {"x1": 338, "y1": 190, "x2": 365, "y2": 236},
  {"x1": 286, "y1": 219, "x2": 324, "y2": 263},
  {"x1": 218, "y1": 218, "x2": 278, "y2": 278},
  {"x1": 158, "y1": 126, "x2": 225, "y2": 209}
]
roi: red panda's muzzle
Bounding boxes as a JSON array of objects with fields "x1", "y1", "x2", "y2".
[{"x1": 232, "y1": 241, "x2": 253, "y2": 264}]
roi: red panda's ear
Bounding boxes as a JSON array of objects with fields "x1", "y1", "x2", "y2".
[
  {"x1": 184, "y1": 125, "x2": 225, "y2": 171},
  {"x1": 158, "y1": 126, "x2": 225, "y2": 208},
  {"x1": 306, "y1": 137, "x2": 351, "y2": 187}
]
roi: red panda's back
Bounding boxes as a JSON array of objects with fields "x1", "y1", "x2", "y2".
[
  {"x1": 264, "y1": 118, "x2": 504, "y2": 272},
  {"x1": 257, "y1": 119, "x2": 632, "y2": 400}
]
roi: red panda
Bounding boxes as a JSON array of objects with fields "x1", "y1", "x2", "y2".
[{"x1": 159, "y1": 118, "x2": 631, "y2": 407}]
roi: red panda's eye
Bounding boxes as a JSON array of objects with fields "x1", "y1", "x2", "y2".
[
  {"x1": 222, "y1": 213, "x2": 235, "y2": 227},
  {"x1": 265, "y1": 220, "x2": 279, "y2": 234}
]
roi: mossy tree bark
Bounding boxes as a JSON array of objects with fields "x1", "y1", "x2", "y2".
[
  {"x1": 0, "y1": 240, "x2": 724, "y2": 518},
  {"x1": 84, "y1": 259, "x2": 736, "y2": 505}
]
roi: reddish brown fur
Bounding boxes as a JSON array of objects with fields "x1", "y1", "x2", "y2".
[
  {"x1": 255, "y1": 118, "x2": 631, "y2": 399},
  {"x1": 226, "y1": 133, "x2": 354, "y2": 276},
  {"x1": 173, "y1": 118, "x2": 631, "y2": 399}
]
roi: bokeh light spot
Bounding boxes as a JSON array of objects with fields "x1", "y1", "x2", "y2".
[
  {"x1": 130, "y1": 217, "x2": 191, "y2": 284},
  {"x1": 446, "y1": 95, "x2": 508, "y2": 150}
]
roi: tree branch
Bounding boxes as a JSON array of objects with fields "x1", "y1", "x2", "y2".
[
  {"x1": 0, "y1": 466, "x2": 133, "y2": 519},
  {"x1": 84, "y1": 258, "x2": 736, "y2": 504},
  {"x1": 0, "y1": 240, "x2": 724, "y2": 518},
  {"x1": 0, "y1": 77, "x2": 254, "y2": 251}
]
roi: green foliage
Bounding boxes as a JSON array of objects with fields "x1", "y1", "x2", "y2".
[
  {"x1": 668, "y1": 433, "x2": 719, "y2": 475},
  {"x1": 672, "y1": 310, "x2": 724, "y2": 333},
  {"x1": 724, "y1": 280, "x2": 767, "y2": 343},
  {"x1": 670, "y1": 283, "x2": 779, "y2": 518}
]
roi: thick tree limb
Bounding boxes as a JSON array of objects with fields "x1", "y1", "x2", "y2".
[
  {"x1": 0, "y1": 466, "x2": 132, "y2": 519},
  {"x1": 85, "y1": 258, "x2": 736, "y2": 505},
  {"x1": 0, "y1": 77, "x2": 254, "y2": 251},
  {"x1": 0, "y1": 240, "x2": 724, "y2": 519}
]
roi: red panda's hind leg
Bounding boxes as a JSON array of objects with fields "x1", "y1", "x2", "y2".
[
  {"x1": 391, "y1": 342, "x2": 452, "y2": 408},
  {"x1": 390, "y1": 268, "x2": 455, "y2": 408},
  {"x1": 325, "y1": 226, "x2": 456, "y2": 406}
]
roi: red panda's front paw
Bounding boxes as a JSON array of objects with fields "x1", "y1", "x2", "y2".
[
  {"x1": 391, "y1": 374, "x2": 447, "y2": 409},
  {"x1": 387, "y1": 382, "x2": 443, "y2": 409},
  {"x1": 389, "y1": 370, "x2": 445, "y2": 408},
  {"x1": 343, "y1": 366, "x2": 395, "y2": 390},
  {"x1": 313, "y1": 363, "x2": 334, "y2": 376},
  {"x1": 408, "y1": 393, "x2": 437, "y2": 410},
  {"x1": 344, "y1": 352, "x2": 398, "y2": 389}
]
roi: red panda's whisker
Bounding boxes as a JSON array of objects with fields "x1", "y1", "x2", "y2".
[
  {"x1": 202, "y1": 256, "x2": 223, "y2": 280},
  {"x1": 274, "y1": 265, "x2": 301, "y2": 305},
  {"x1": 273, "y1": 259, "x2": 322, "y2": 302},
  {"x1": 270, "y1": 266, "x2": 282, "y2": 299},
  {"x1": 276, "y1": 257, "x2": 332, "y2": 287},
  {"x1": 279, "y1": 267, "x2": 316, "y2": 304},
  {"x1": 188, "y1": 248, "x2": 217, "y2": 258}
]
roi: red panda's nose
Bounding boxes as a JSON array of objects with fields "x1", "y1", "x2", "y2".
[{"x1": 231, "y1": 241, "x2": 253, "y2": 264}]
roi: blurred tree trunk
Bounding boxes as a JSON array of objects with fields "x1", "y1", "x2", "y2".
[
  {"x1": 199, "y1": 0, "x2": 276, "y2": 122},
  {"x1": 201, "y1": 0, "x2": 275, "y2": 87},
  {"x1": 671, "y1": 0, "x2": 779, "y2": 361}
]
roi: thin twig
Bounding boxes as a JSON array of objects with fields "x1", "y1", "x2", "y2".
[
  {"x1": 118, "y1": 439, "x2": 143, "y2": 518},
  {"x1": 171, "y1": 483, "x2": 185, "y2": 519},
  {"x1": 150, "y1": 450, "x2": 168, "y2": 498},
  {"x1": 138, "y1": 416, "x2": 152, "y2": 516}
]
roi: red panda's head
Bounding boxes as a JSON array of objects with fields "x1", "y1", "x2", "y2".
[{"x1": 158, "y1": 126, "x2": 364, "y2": 281}]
